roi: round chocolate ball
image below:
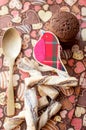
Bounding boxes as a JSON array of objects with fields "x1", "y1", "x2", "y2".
[{"x1": 49, "y1": 11, "x2": 79, "y2": 43}]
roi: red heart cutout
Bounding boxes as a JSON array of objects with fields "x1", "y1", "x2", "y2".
[
  {"x1": 33, "y1": 31, "x2": 67, "y2": 72},
  {"x1": 74, "y1": 61, "x2": 85, "y2": 74}
]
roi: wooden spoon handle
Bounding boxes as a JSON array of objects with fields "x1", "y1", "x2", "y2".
[{"x1": 7, "y1": 61, "x2": 15, "y2": 116}]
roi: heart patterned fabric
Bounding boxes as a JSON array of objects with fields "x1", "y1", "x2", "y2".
[{"x1": 0, "y1": 0, "x2": 86, "y2": 130}]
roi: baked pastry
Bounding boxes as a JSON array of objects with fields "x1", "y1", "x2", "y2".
[{"x1": 49, "y1": 11, "x2": 79, "y2": 43}]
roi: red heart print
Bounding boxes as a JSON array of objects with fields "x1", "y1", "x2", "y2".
[
  {"x1": 35, "y1": 5, "x2": 41, "y2": 12},
  {"x1": 21, "y1": 2, "x2": 30, "y2": 13},
  {"x1": 0, "y1": 0, "x2": 8, "y2": 6},
  {"x1": 74, "y1": 61, "x2": 85, "y2": 74},
  {"x1": 47, "y1": 0, "x2": 54, "y2": 4},
  {"x1": 69, "y1": 95, "x2": 75, "y2": 103},
  {"x1": 60, "y1": 110, "x2": 67, "y2": 118},
  {"x1": 24, "y1": 49, "x2": 32, "y2": 57},
  {"x1": 68, "y1": 59, "x2": 74, "y2": 67},
  {"x1": 56, "y1": 0, "x2": 62, "y2": 4},
  {"x1": 30, "y1": 30, "x2": 37, "y2": 38},
  {"x1": 79, "y1": 0, "x2": 86, "y2": 6},
  {"x1": 11, "y1": 10, "x2": 19, "y2": 17},
  {"x1": 33, "y1": 31, "x2": 67, "y2": 72},
  {"x1": 71, "y1": 118, "x2": 82, "y2": 130},
  {"x1": 19, "y1": 70, "x2": 29, "y2": 80},
  {"x1": 68, "y1": 108, "x2": 74, "y2": 120}
]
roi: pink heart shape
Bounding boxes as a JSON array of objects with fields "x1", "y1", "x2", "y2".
[
  {"x1": 30, "y1": 30, "x2": 37, "y2": 38},
  {"x1": 81, "y1": 22, "x2": 86, "y2": 28},
  {"x1": 68, "y1": 59, "x2": 74, "y2": 67},
  {"x1": 74, "y1": 61, "x2": 85, "y2": 74},
  {"x1": 56, "y1": 0, "x2": 62, "y2": 4},
  {"x1": 60, "y1": 110, "x2": 67, "y2": 118},
  {"x1": 35, "y1": 5, "x2": 41, "y2": 12},
  {"x1": 33, "y1": 31, "x2": 67, "y2": 72},
  {"x1": 24, "y1": 49, "x2": 32, "y2": 57},
  {"x1": 79, "y1": 0, "x2": 86, "y2": 6},
  {"x1": 47, "y1": 0, "x2": 54, "y2": 4},
  {"x1": 0, "y1": 0, "x2": 8, "y2": 6},
  {"x1": 68, "y1": 108, "x2": 75, "y2": 120},
  {"x1": 71, "y1": 118, "x2": 82, "y2": 130},
  {"x1": 21, "y1": 2, "x2": 30, "y2": 13},
  {"x1": 11, "y1": 10, "x2": 19, "y2": 17},
  {"x1": 69, "y1": 95, "x2": 75, "y2": 103},
  {"x1": 19, "y1": 70, "x2": 29, "y2": 80}
]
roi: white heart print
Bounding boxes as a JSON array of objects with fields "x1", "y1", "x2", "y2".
[
  {"x1": 64, "y1": 0, "x2": 77, "y2": 6},
  {"x1": 9, "y1": 0, "x2": 22, "y2": 9}
]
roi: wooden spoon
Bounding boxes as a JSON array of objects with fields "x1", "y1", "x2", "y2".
[{"x1": 2, "y1": 28, "x2": 21, "y2": 116}]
